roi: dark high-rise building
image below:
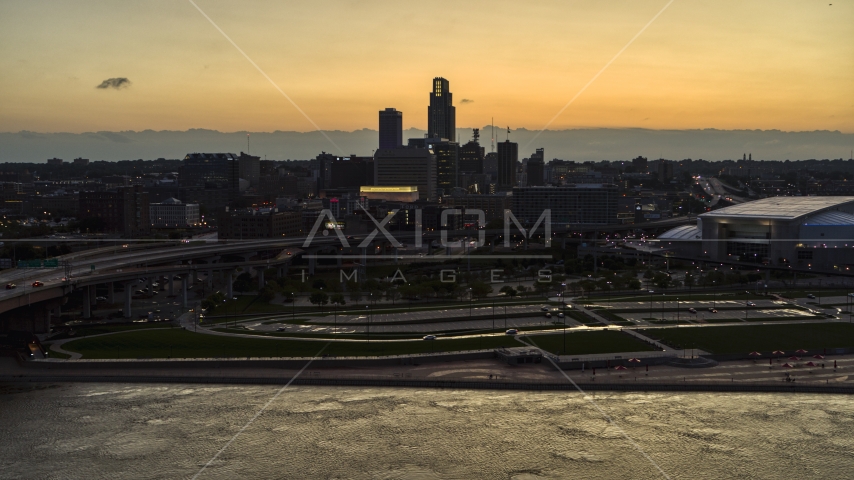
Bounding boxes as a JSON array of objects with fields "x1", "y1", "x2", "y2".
[
  {"x1": 79, "y1": 185, "x2": 150, "y2": 238},
  {"x1": 527, "y1": 148, "x2": 545, "y2": 186},
  {"x1": 657, "y1": 159, "x2": 674, "y2": 182},
  {"x1": 379, "y1": 108, "x2": 403, "y2": 149},
  {"x1": 238, "y1": 152, "x2": 260, "y2": 187},
  {"x1": 459, "y1": 129, "x2": 485, "y2": 174},
  {"x1": 497, "y1": 140, "x2": 518, "y2": 190},
  {"x1": 373, "y1": 148, "x2": 437, "y2": 201},
  {"x1": 632, "y1": 156, "x2": 648, "y2": 172},
  {"x1": 511, "y1": 184, "x2": 618, "y2": 226},
  {"x1": 179, "y1": 153, "x2": 239, "y2": 190},
  {"x1": 427, "y1": 77, "x2": 455, "y2": 140},
  {"x1": 428, "y1": 139, "x2": 459, "y2": 196},
  {"x1": 329, "y1": 155, "x2": 374, "y2": 189}
]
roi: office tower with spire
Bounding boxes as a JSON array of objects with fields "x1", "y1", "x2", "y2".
[
  {"x1": 427, "y1": 77, "x2": 455, "y2": 140},
  {"x1": 379, "y1": 108, "x2": 403, "y2": 149},
  {"x1": 459, "y1": 128, "x2": 485, "y2": 174}
]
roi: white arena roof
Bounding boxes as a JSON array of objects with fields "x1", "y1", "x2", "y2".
[
  {"x1": 658, "y1": 224, "x2": 701, "y2": 241},
  {"x1": 700, "y1": 196, "x2": 854, "y2": 221}
]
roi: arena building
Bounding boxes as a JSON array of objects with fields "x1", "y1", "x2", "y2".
[{"x1": 657, "y1": 196, "x2": 854, "y2": 273}]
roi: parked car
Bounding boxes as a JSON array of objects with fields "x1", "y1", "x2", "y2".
[
  {"x1": 688, "y1": 308, "x2": 697, "y2": 314},
  {"x1": 422, "y1": 335, "x2": 436, "y2": 340},
  {"x1": 806, "y1": 294, "x2": 816, "y2": 299},
  {"x1": 505, "y1": 329, "x2": 518, "y2": 335},
  {"x1": 31, "y1": 281, "x2": 44, "y2": 287},
  {"x1": 5, "y1": 283, "x2": 16, "y2": 290}
]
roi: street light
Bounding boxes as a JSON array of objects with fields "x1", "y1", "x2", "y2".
[
  {"x1": 366, "y1": 305, "x2": 371, "y2": 342},
  {"x1": 468, "y1": 287, "x2": 473, "y2": 318}
]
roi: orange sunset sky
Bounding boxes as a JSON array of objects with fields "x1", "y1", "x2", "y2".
[{"x1": 1, "y1": 0, "x2": 852, "y2": 134}]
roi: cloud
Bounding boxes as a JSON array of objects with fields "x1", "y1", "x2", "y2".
[
  {"x1": 96, "y1": 77, "x2": 131, "y2": 89},
  {"x1": 460, "y1": 98, "x2": 474, "y2": 104}
]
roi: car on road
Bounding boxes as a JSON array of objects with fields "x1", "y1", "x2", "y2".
[
  {"x1": 31, "y1": 281, "x2": 44, "y2": 287},
  {"x1": 545, "y1": 312, "x2": 552, "y2": 318},
  {"x1": 540, "y1": 306, "x2": 549, "y2": 312},
  {"x1": 807, "y1": 294, "x2": 816, "y2": 299},
  {"x1": 95, "y1": 296, "x2": 107, "y2": 302},
  {"x1": 5, "y1": 283, "x2": 16, "y2": 289},
  {"x1": 746, "y1": 301, "x2": 756, "y2": 307},
  {"x1": 688, "y1": 308, "x2": 697, "y2": 314},
  {"x1": 422, "y1": 335, "x2": 436, "y2": 340},
  {"x1": 708, "y1": 307, "x2": 717, "y2": 313},
  {"x1": 276, "y1": 327, "x2": 286, "y2": 332},
  {"x1": 557, "y1": 313, "x2": 565, "y2": 318},
  {"x1": 505, "y1": 329, "x2": 518, "y2": 335}
]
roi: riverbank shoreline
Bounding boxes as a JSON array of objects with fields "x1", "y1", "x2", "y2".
[{"x1": 3, "y1": 354, "x2": 852, "y2": 394}]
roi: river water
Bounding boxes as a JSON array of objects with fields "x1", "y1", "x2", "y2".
[{"x1": 1, "y1": 383, "x2": 852, "y2": 479}]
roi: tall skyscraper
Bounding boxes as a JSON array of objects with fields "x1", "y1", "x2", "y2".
[
  {"x1": 497, "y1": 140, "x2": 518, "y2": 190},
  {"x1": 526, "y1": 148, "x2": 545, "y2": 186},
  {"x1": 428, "y1": 139, "x2": 459, "y2": 196},
  {"x1": 427, "y1": 77, "x2": 455, "y2": 140},
  {"x1": 379, "y1": 108, "x2": 403, "y2": 149}
]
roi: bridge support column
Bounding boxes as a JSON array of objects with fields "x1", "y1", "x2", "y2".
[
  {"x1": 206, "y1": 271, "x2": 213, "y2": 289},
  {"x1": 258, "y1": 268, "x2": 265, "y2": 290},
  {"x1": 337, "y1": 255, "x2": 342, "y2": 268},
  {"x1": 182, "y1": 276, "x2": 188, "y2": 308},
  {"x1": 124, "y1": 282, "x2": 133, "y2": 318},
  {"x1": 309, "y1": 256, "x2": 316, "y2": 276},
  {"x1": 227, "y1": 270, "x2": 234, "y2": 299},
  {"x1": 89, "y1": 284, "x2": 97, "y2": 305},
  {"x1": 83, "y1": 286, "x2": 92, "y2": 319},
  {"x1": 394, "y1": 247, "x2": 399, "y2": 265},
  {"x1": 108, "y1": 282, "x2": 116, "y2": 304}
]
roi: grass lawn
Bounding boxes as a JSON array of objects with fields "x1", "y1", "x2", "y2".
[
  {"x1": 567, "y1": 310, "x2": 599, "y2": 325},
  {"x1": 46, "y1": 348, "x2": 71, "y2": 359},
  {"x1": 593, "y1": 310, "x2": 627, "y2": 323},
  {"x1": 49, "y1": 322, "x2": 173, "y2": 340},
  {"x1": 60, "y1": 328, "x2": 524, "y2": 359},
  {"x1": 526, "y1": 330, "x2": 658, "y2": 356},
  {"x1": 638, "y1": 323, "x2": 854, "y2": 354}
]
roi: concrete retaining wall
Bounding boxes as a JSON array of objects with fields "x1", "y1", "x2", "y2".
[{"x1": 4, "y1": 374, "x2": 852, "y2": 395}]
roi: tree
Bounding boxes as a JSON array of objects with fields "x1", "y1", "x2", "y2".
[
  {"x1": 470, "y1": 281, "x2": 493, "y2": 299},
  {"x1": 386, "y1": 288, "x2": 400, "y2": 305},
  {"x1": 499, "y1": 285, "x2": 517, "y2": 298},
  {"x1": 258, "y1": 285, "x2": 275, "y2": 302},
  {"x1": 516, "y1": 285, "x2": 529, "y2": 297},
  {"x1": 309, "y1": 291, "x2": 329, "y2": 310},
  {"x1": 330, "y1": 293, "x2": 346, "y2": 307}
]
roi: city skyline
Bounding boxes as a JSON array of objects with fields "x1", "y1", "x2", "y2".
[{"x1": 1, "y1": 1, "x2": 852, "y2": 135}]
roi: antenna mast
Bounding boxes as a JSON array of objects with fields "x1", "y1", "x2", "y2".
[
  {"x1": 491, "y1": 118, "x2": 494, "y2": 153},
  {"x1": 506, "y1": 126, "x2": 510, "y2": 141},
  {"x1": 247, "y1": 133, "x2": 250, "y2": 155}
]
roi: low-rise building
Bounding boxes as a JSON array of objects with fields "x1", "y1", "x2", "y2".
[
  {"x1": 219, "y1": 208, "x2": 303, "y2": 239},
  {"x1": 149, "y1": 197, "x2": 200, "y2": 228}
]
